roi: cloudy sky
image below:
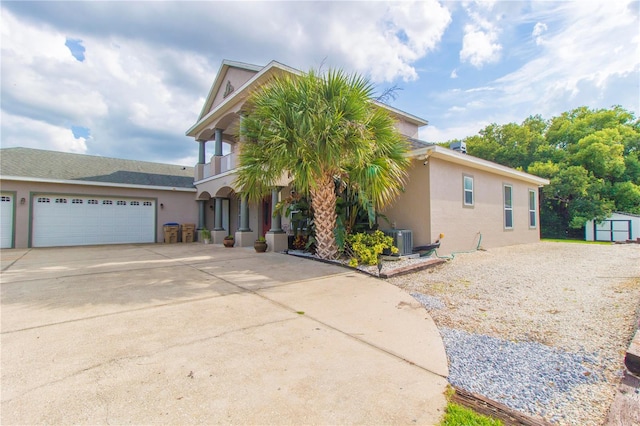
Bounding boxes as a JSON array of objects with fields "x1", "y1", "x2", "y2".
[{"x1": 2, "y1": 1, "x2": 638, "y2": 166}]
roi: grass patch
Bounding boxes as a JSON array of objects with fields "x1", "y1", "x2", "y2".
[
  {"x1": 439, "y1": 402, "x2": 503, "y2": 426},
  {"x1": 542, "y1": 238, "x2": 611, "y2": 245}
]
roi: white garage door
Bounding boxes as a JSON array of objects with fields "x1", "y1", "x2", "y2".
[
  {"x1": 1, "y1": 194, "x2": 15, "y2": 248},
  {"x1": 32, "y1": 195, "x2": 156, "y2": 247}
]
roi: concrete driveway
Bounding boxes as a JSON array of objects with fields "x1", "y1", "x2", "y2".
[{"x1": 1, "y1": 244, "x2": 448, "y2": 425}]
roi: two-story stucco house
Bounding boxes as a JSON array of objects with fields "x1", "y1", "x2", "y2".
[{"x1": 186, "y1": 59, "x2": 549, "y2": 254}]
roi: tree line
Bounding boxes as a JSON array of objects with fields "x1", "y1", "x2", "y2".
[{"x1": 452, "y1": 106, "x2": 640, "y2": 238}]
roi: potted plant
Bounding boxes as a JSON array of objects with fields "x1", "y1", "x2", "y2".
[
  {"x1": 200, "y1": 228, "x2": 211, "y2": 244},
  {"x1": 254, "y1": 236, "x2": 268, "y2": 253},
  {"x1": 223, "y1": 235, "x2": 234, "y2": 248}
]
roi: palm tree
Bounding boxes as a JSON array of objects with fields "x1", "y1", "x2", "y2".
[{"x1": 236, "y1": 68, "x2": 410, "y2": 260}]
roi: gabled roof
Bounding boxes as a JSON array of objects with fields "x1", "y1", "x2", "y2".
[
  {"x1": 407, "y1": 138, "x2": 433, "y2": 150},
  {"x1": 613, "y1": 211, "x2": 640, "y2": 218},
  {"x1": 186, "y1": 59, "x2": 429, "y2": 138},
  {"x1": 196, "y1": 59, "x2": 263, "y2": 121},
  {"x1": 0, "y1": 147, "x2": 195, "y2": 189},
  {"x1": 409, "y1": 145, "x2": 550, "y2": 186}
]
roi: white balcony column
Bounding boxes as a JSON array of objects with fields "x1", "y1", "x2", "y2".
[
  {"x1": 214, "y1": 197, "x2": 224, "y2": 231},
  {"x1": 269, "y1": 187, "x2": 283, "y2": 233},
  {"x1": 214, "y1": 128, "x2": 223, "y2": 157},
  {"x1": 235, "y1": 193, "x2": 257, "y2": 247},
  {"x1": 238, "y1": 194, "x2": 251, "y2": 232},
  {"x1": 197, "y1": 200, "x2": 206, "y2": 230},
  {"x1": 197, "y1": 139, "x2": 207, "y2": 164},
  {"x1": 266, "y1": 187, "x2": 287, "y2": 252}
]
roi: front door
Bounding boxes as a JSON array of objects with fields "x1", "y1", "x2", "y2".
[{"x1": 262, "y1": 197, "x2": 271, "y2": 237}]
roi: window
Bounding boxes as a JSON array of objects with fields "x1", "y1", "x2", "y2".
[
  {"x1": 131, "y1": 201, "x2": 140, "y2": 206},
  {"x1": 143, "y1": 201, "x2": 152, "y2": 206},
  {"x1": 102, "y1": 200, "x2": 113, "y2": 205},
  {"x1": 504, "y1": 185, "x2": 513, "y2": 229},
  {"x1": 55, "y1": 198, "x2": 67, "y2": 204},
  {"x1": 1, "y1": 196, "x2": 11, "y2": 202},
  {"x1": 117, "y1": 200, "x2": 127, "y2": 206},
  {"x1": 529, "y1": 190, "x2": 537, "y2": 228},
  {"x1": 463, "y1": 175, "x2": 474, "y2": 206},
  {"x1": 72, "y1": 199, "x2": 83, "y2": 204},
  {"x1": 38, "y1": 197, "x2": 50, "y2": 203},
  {"x1": 88, "y1": 199, "x2": 98, "y2": 205}
]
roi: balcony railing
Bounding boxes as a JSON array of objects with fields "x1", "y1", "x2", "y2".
[
  {"x1": 195, "y1": 153, "x2": 238, "y2": 181},
  {"x1": 220, "y1": 152, "x2": 236, "y2": 174}
]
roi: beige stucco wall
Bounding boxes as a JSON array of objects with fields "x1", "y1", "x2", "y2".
[
  {"x1": 383, "y1": 157, "x2": 542, "y2": 254},
  {"x1": 381, "y1": 161, "x2": 431, "y2": 248},
  {"x1": 428, "y1": 157, "x2": 541, "y2": 254},
  {"x1": 1, "y1": 180, "x2": 197, "y2": 248},
  {"x1": 395, "y1": 120, "x2": 420, "y2": 139}
]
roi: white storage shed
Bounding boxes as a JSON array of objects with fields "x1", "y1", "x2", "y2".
[{"x1": 585, "y1": 212, "x2": 640, "y2": 242}]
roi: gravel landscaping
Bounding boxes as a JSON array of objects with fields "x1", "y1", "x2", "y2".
[{"x1": 387, "y1": 242, "x2": 640, "y2": 426}]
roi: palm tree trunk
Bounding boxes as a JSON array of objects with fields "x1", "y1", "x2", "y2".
[{"x1": 310, "y1": 174, "x2": 339, "y2": 259}]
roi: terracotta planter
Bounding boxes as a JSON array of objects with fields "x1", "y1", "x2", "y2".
[
  {"x1": 254, "y1": 240, "x2": 267, "y2": 253},
  {"x1": 223, "y1": 238, "x2": 234, "y2": 248}
]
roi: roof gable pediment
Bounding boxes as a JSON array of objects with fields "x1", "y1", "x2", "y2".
[{"x1": 197, "y1": 60, "x2": 263, "y2": 121}]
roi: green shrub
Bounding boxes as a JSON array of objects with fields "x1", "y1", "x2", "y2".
[{"x1": 346, "y1": 230, "x2": 398, "y2": 266}]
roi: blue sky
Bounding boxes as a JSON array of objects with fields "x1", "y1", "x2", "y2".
[{"x1": 1, "y1": 1, "x2": 638, "y2": 166}]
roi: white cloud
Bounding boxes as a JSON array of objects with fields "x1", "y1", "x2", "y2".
[
  {"x1": 421, "y1": 0, "x2": 639, "y2": 145},
  {"x1": 2, "y1": 110, "x2": 88, "y2": 153},
  {"x1": 450, "y1": 69, "x2": 458, "y2": 79},
  {"x1": 532, "y1": 22, "x2": 547, "y2": 45},
  {"x1": 419, "y1": 121, "x2": 488, "y2": 143},
  {"x1": 465, "y1": 86, "x2": 496, "y2": 93},
  {"x1": 495, "y1": 1, "x2": 640, "y2": 116},
  {"x1": 1, "y1": 11, "x2": 108, "y2": 122},
  {"x1": 321, "y1": 1, "x2": 451, "y2": 82},
  {"x1": 459, "y1": 4, "x2": 503, "y2": 68},
  {"x1": 1, "y1": 8, "x2": 209, "y2": 162},
  {"x1": 460, "y1": 26, "x2": 502, "y2": 68}
]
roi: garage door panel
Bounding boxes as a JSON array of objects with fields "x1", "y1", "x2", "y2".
[
  {"x1": 1, "y1": 194, "x2": 15, "y2": 248},
  {"x1": 33, "y1": 195, "x2": 155, "y2": 247}
]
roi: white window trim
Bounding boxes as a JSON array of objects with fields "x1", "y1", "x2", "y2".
[
  {"x1": 463, "y1": 175, "x2": 474, "y2": 207},
  {"x1": 504, "y1": 184, "x2": 513, "y2": 230},
  {"x1": 528, "y1": 189, "x2": 537, "y2": 229}
]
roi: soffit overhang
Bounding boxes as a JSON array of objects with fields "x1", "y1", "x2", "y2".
[{"x1": 409, "y1": 145, "x2": 550, "y2": 186}]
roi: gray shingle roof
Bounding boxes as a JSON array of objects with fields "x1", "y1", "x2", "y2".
[
  {"x1": 407, "y1": 138, "x2": 433, "y2": 150},
  {"x1": 0, "y1": 148, "x2": 195, "y2": 189}
]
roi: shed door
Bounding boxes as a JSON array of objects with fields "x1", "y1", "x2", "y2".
[
  {"x1": 32, "y1": 195, "x2": 156, "y2": 247},
  {"x1": 594, "y1": 219, "x2": 631, "y2": 242},
  {"x1": 0, "y1": 194, "x2": 15, "y2": 248}
]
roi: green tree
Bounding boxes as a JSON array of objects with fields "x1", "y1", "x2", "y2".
[
  {"x1": 466, "y1": 115, "x2": 548, "y2": 170},
  {"x1": 236, "y1": 69, "x2": 410, "y2": 259},
  {"x1": 462, "y1": 106, "x2": 640, "y2": 238},
  {"x1": 571, "y1": 128, "x2": 625, "y2": 180},
  {"x1": 612, "y1": 181, "x2": 640, "y2": 214}
]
